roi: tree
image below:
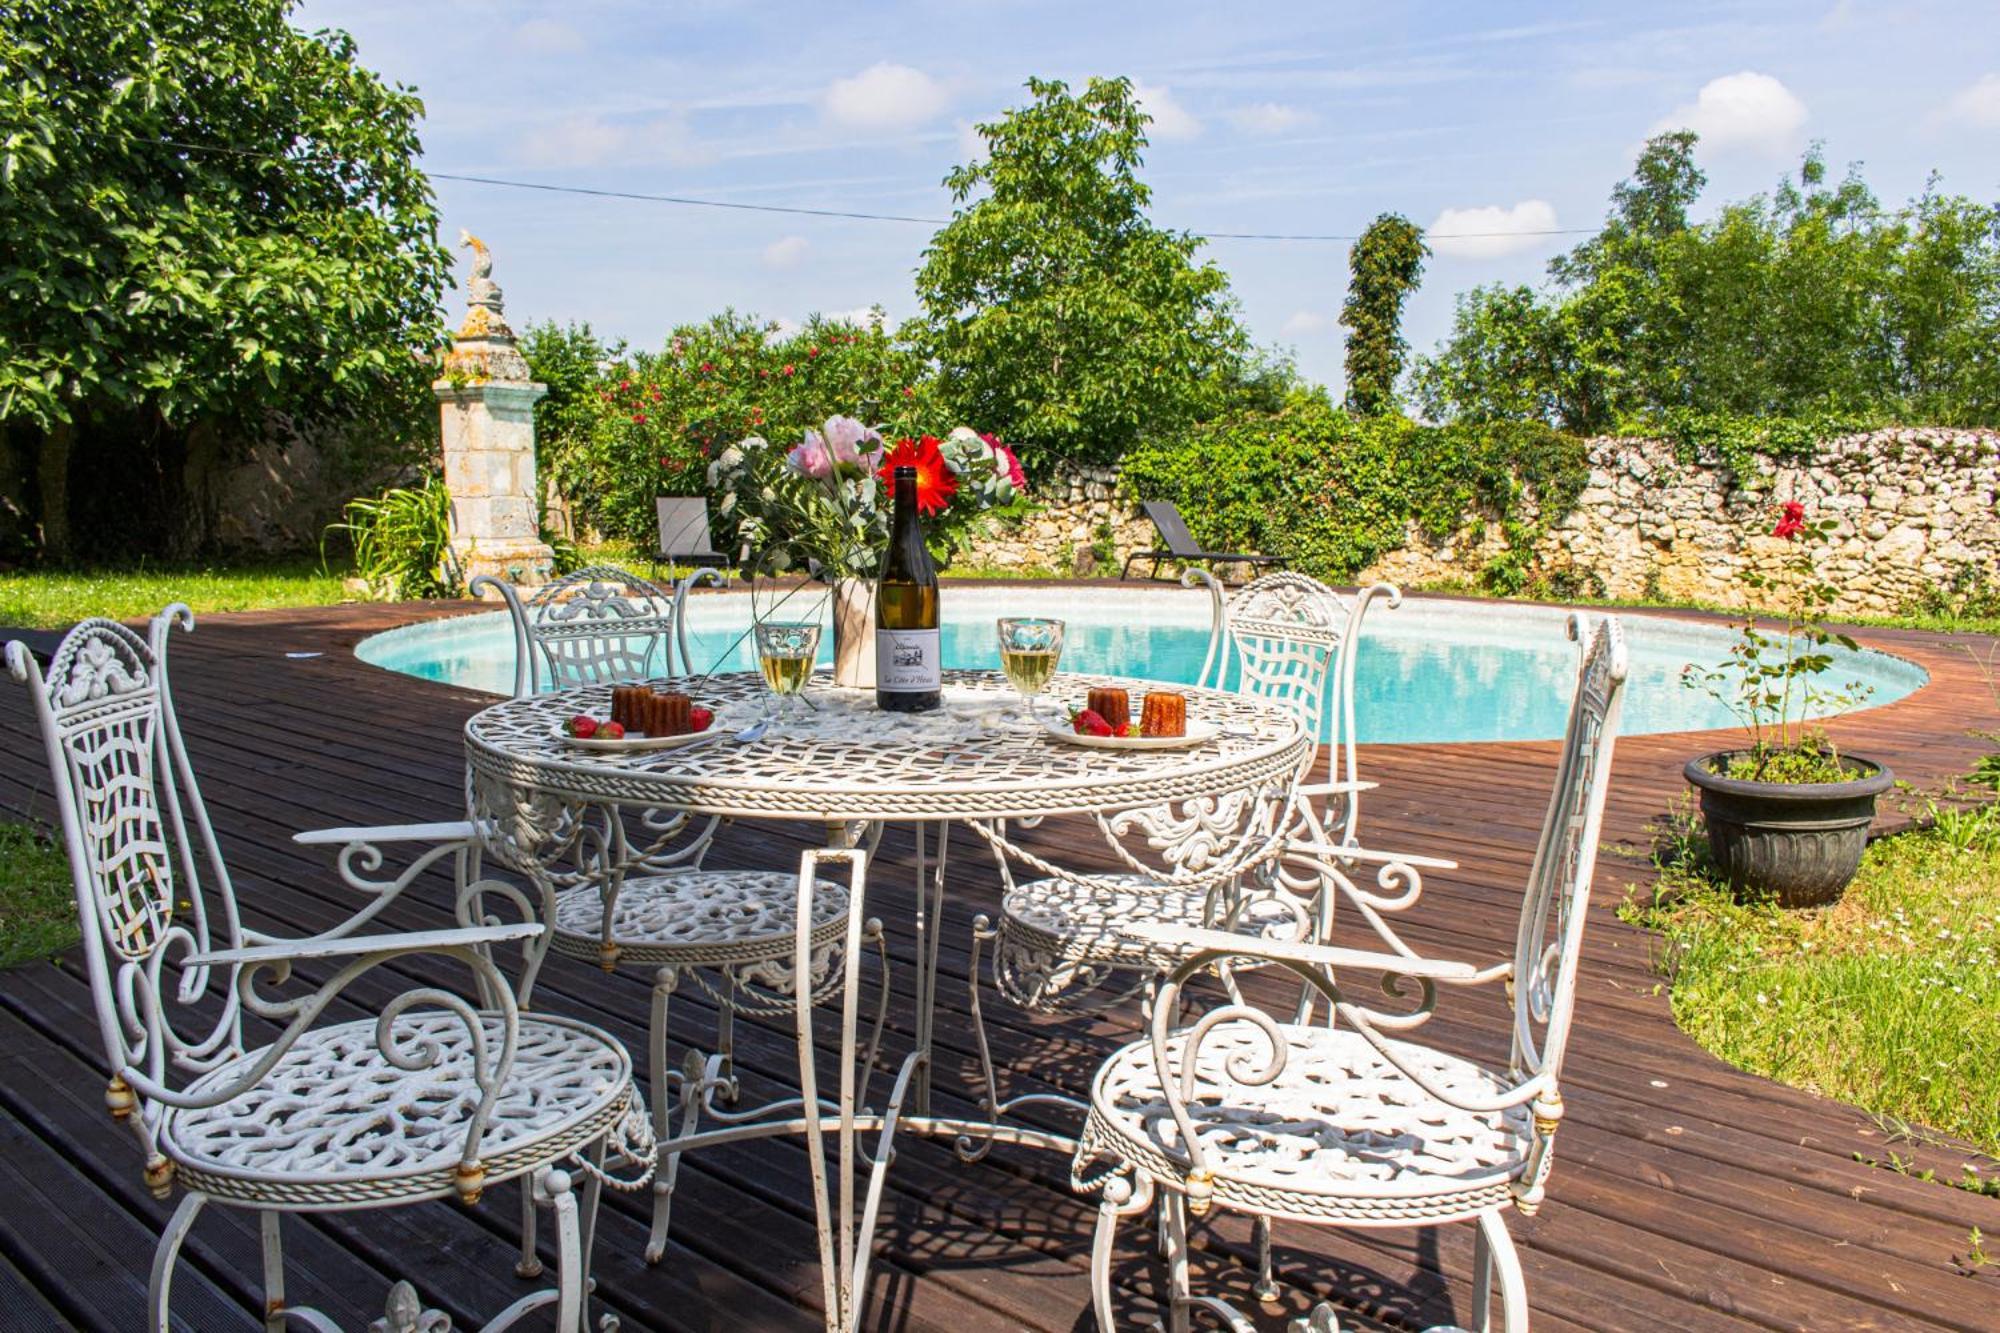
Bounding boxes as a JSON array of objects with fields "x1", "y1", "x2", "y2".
[
  {"x1": 0, "y1": 0, "x2": 451, "y2": 560},
  {"x1": 910, "y1": 77, "x2": 1251, "y2": 468},
  {"x1": 1339, "y1": 213, "x2": 1428, "y2": 415},
  {"x1": 1416, "y1": 132, "x2": 2000, "y2": 432}
]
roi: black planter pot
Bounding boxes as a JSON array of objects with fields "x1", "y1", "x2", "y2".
[{"x1": 1683, "y1": 751, "x2": 1894, "y2": 907}]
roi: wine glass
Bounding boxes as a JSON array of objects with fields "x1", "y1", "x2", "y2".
[
  {"x1": 997, "y1": 617, "x2": 1065, "y2": 722},
  {"x1": 753, "y1": 621, "x2": 821, "y2": 723}
]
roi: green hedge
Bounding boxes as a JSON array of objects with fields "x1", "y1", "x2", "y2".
[{"x1": 1121, "y1": 395, "x2": 1588, "y2": 593}]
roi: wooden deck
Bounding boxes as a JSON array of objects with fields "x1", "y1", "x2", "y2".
[{"x1": 2, "y1": 598, "x2": 1997, "y2": 1332}]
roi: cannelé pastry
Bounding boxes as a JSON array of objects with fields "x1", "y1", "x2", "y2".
[
  {"x1": 1140, "y1": 690, "x2": 1186, "y2": 738},
  {"x1": 1087, "y1": 686, "x2": 1131, "y2": 732}
]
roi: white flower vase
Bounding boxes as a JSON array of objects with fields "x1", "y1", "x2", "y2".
[{"x1": 832, "y1": 576, "x2": 876, "y2": 689}]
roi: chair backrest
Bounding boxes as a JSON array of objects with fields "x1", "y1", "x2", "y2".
[
  {"x1": 1142, "y1": 500, "x2": 1201, "y2": 557},
  {"x1": 657, "y1": 496, "x2": 720, "y2": 559},
  {"x1": 1194, "y1": 569, "x2": 1396, "y2": 846},
  {"x1": 1508, "y1": 613, "x2": 1627, "y2": 1088},
  {"x1": 472, "y1": 564, "x2": 687, "y2": 698},
  {"x1": 5, "y1": 610, "x2": 248, "y2": 1116}
]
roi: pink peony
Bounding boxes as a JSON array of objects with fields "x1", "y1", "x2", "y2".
[
  {"x1": 980, "y1": 432, "x2": 1026, "y2": 490},
  {"x1": 821, "y1": 415, "x2": 884, "y2": 469},
  {"x1": 788, "y1": 430, "x2": 833, "y2": 480}
]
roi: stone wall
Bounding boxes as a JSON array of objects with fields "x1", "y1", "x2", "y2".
[
  {"x1": 1357, "y1": 428, "x2": 2000, "y2": 616},
  {"x1": 958, "y1": 463, "x2": 1154, "y2": 576}
]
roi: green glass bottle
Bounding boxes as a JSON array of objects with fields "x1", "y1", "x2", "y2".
[{"x1": 876, "y1": 464, "x2": 941, "y2": 712}]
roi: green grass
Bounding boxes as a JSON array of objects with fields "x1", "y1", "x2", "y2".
[
  {"x1": 0, "y1": 560, "x2": 353, "y2": 629},
  {"x1": 0, "y1": 824, "x2": 78, "y2": 969},
  {"x1": 1627, "y1": 800, "x2": 2000, "y2": 1156}
]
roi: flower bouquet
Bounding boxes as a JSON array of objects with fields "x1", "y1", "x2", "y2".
[{"x1": 707, "y1": 416, "x2": 1026, "y2": 681}]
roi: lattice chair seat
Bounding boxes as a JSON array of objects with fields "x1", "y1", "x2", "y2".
[
  {"x1": 161, "y1": 1012, "x2": 632, "y2": 1209},
  {"x1": 1080, "y1": 1023, "x2": 1530, "y2": 1227},
  {"x1": 549, "y1": 869, "x2": 848, "y2": 969},
  {"x1": 1000, "y1": 875, "x2": 1302, "y2": 968}
]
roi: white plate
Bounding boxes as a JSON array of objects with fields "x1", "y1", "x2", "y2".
[
  {"x1": 553, "y1": 721, "x2": 721, "y2": 753},
  {"x1": 1041, "y1": 718, "x2": 1221, "y2": 751}
]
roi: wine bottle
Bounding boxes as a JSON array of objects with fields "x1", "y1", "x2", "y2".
[{"x1": 876, "y1": 464, "x2": 941, "y2": 712}]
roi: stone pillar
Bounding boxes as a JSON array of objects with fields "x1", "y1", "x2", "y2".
[{"x1": 436, "y1": 231, "x2": 554, "y2": 594}]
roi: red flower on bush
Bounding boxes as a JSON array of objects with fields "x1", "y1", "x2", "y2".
[
  {"x1": 782, "y1": 364, "x2": 795, "y2": 376},
  {"x1": 632, "y1": 413, "x2": 647, "y2": 424},
  {"x1": 808, "y1": 346, "x2": 821, "y2": 358},
  {"x1": 1773, "y1": 501, "x2": 1806, "y2": 540},
  {"x1": 877, "y1": 435, "x2": 957, "y2": 515},
  {"x1": 700, "y1": 361, "x2": 713, "y2": 374}
]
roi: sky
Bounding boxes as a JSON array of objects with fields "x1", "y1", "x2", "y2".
[{"x1": 299, "y1": 0, "x2": 2000, "y2": 392}]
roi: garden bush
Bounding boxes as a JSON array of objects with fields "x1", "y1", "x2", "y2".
[
  {"x1": 1121, "y1": 393, "x2": 1587, "y2": 589},
  {"x1": 525, "y1": 311, "x2": 939, "y2": 544}
]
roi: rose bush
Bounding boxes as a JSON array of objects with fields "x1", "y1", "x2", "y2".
[{"x1": 526, "y1": 310, "x2": 940, "y2": 544}]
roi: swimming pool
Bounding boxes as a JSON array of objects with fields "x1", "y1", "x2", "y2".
[{"x1": 355, "y1": 586, "x2": 1928, "y2": 744}]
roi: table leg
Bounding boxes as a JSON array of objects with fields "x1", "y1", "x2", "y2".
[{"x1": 910, "y1": 821, "x2": 951, "y2": 1118}]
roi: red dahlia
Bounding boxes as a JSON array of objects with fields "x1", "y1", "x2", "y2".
[{"x1": 876, "y1": 435, "x2": 957, "y2": 515}]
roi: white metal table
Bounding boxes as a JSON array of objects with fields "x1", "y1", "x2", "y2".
[{"x1": 463, "y1": 668, "x2": 1308, "y2": 1328}]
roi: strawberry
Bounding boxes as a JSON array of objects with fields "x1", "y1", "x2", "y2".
[
  {"x1": 689, "y1": 706, "x2": 714, "y2": 732},
  {"x1": 1068, "y1": 707, "x2": 1114, "y2": 737},
  {"x1": 568, "y1": 714, "x2": 598, "y2": 739},
  {"x1": 598, "y1": 720, "x2": 626, "y2": 740}
]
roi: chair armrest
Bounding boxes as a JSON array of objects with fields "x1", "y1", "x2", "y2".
[
  {"x1": 190, "y1": 922, "x2": 541, "y2": 968},
  {"x1": 293, "y1": 821, "x2": 480, "y2": 847},
  {"x1": 1122, "y1": 921, "x2": 1479, "y2": 981},
  {"x1": 1291, "y1": 840, "x2": 1458, "y2": 871}
]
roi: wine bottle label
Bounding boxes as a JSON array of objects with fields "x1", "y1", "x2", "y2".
[{"x1": 876, "y1": 628, "x2": 941, "y2": 692}]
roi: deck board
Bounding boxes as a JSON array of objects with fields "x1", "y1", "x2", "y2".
[{"x1": 2, "y1": 598, "x2": 1997, "y2": 1331}]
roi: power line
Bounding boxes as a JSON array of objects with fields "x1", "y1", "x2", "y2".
[{"x1": 147, "y1": 134, "x2": 1597, "y2": 243}]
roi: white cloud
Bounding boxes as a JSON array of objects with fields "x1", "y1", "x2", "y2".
[
  {"x1": 1652, "y1": 71, "x2": 1808, "y2": 157},
  {"x1": 823, "y1": 62, "x2": 950, "y2": 131},
  {"x1": 823, "y1": 306, "x2": 888, "y2": 329},
  {"x1": 1933, "y1": 73, "x2": 2000, "y2": 130},
  {"x1": 513, "y1": 19, "x2": 585, "y2": 54},
  {"x1": 1228, "y1": 102, "x2": 1312, "y2": 136},
  {"x1": 520, "y1": 115, "x2": 626, "y2": 168},
  {"x1": 769, "y1": 316, "x2": 803, "y2": 339},
  {"x1": 1427, "y1": 200, "x2": 1560, "y2": 259},
  {"x1": 954, "y1": 120, "x2": 989, "y2": 165},
  {"x1": 1134, "y1": 81, "x2": 1202, "y2": 140},
  {"x1": 762, "y1": 236, "x2": 809, "y2": 270},
  {"x1": 1280, "y1": 311, "x2": 1333, "y2": 337}
]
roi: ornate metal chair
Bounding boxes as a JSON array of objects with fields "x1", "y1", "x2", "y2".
[
  {"x1": 1073, "y1": 614, "x2": 1629, "y2": 1333},
  {"x1": 443, "y1": 564, "x2": 886, "y2": 1267},
  {"x1": 6, "y1": 609, "x2": 648, "y2": 1332},
  {"x1": 968, "y1": 570, "x2": 1449, "y2": 1100}
]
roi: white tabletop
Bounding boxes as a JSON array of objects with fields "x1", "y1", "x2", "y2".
[{"x1": 464, "y1": 669, "x2": 1310, "y2": 823}]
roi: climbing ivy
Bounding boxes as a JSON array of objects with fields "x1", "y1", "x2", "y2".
[
  {"x1": 1121, "y1": 393, "x2": 1588, "y2": 591},
  {"x1": 1340, "y1": 214, "x2": 1428, "y2": 417}
]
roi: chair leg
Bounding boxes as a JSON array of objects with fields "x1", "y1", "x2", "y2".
[
  {"x1": 646, "y1": 965, "x2": 680, "y2": 1265},
  {"x1": 1252, "y1": 1213, "x2": 1279, "y2": 1303},
  {"x1": 516, "y1": 1180, "x2": 543, "y2": 1278},
  {"x1": 537, "y1": 1167, "x2": 587, "y2": 1333},
  {"x1": 715, "y1": 981, "x2": 739, "y2": 1104},
  {"x1": 259, "y1": 1211, "x2": 286, "y2": 1333},
  {"x1": 1091, "y1": 1195, "x2": 1125, "y2": 1333},
  {"x1": 1474, "y1": 1210, "x2": 1528, "y2": 1333},
  {"x1": 959, "y1": 916, "x2": 1002, "y2": 1163},
  {"x1": 1161, "y1": 1194, "x2": 1192, "y2": 1333},
  {"x1": 148, "y1": 1192, "x2": 206, "y2": 1333}
]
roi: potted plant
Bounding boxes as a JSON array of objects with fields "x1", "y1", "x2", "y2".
[
  {"x1": 706, "y1": 417, "x2": 1025, "y2": 685},
  {"x1": 1680, "y1": 500, "x2": 1894, "y2": 907}
]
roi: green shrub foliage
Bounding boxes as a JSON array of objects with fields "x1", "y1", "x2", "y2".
[
  {"x1": 1122, "y1": 394, "x2": 1588, "y2": 591},
  {"x1": 1416, "y1": 132, "x2": 2000, "y2": 435},
  {"x1": 1340, "y1": 214, "x2": 1428, "y2": 417},
  {"x1": 0, "y1": 0, "x2": 450, "y2": 560},
  {"x1": 524, "y1": 312, "x2": 938, "y2": 544}
]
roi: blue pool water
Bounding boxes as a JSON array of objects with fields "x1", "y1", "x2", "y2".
[{"x1": 356, "y1": 586, "x2": 1928, "y2": 744}]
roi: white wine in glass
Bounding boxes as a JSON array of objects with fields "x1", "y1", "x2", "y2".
[
  {"x1": 996, "y1": 617, "x2": 1065, "y2": 719},
  {"x1": 753, "y1": 621, "x2": 820, "y2": 721}
]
